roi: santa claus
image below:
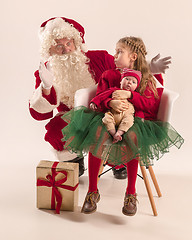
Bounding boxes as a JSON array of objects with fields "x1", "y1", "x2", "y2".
[{"x1": 29, "y1": 17, "x2": 171, "y2": 177}]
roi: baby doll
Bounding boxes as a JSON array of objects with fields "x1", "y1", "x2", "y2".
[{"x1": 91, "y1": 69, "x2": 142, "y2": 143}]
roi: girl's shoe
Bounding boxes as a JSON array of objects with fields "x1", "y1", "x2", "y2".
[
  {"x1": 122, "y1": 194, "x2": 138, "y2": 216},
  {"x1": 81, "y1": 190, "x2": 100, "y2": 214}
]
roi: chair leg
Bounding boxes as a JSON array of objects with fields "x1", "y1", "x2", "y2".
[
  {"x1": 140, "y1": 164, "x2": 158, "y2": 216},
  {"x1": 148, "y1": 166, "x2": 162, "y2": 197},
  {"x1": 97, "y1": 160, "x2": 105, "y2": 183}
]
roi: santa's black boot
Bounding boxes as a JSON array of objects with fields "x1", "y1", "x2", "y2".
[{"x1": 67, "y1": 156, "x2": 85, "y2": 177}]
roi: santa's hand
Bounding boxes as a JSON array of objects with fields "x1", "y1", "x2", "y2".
[
  {"x1": 150, "y1": 54, "x2": 172, "y2": 74},
  {"x1": 109, "y1": 99, "x2": 129, "y2": 113},
  {"x1": 39, "y1": 62, "x2": 53, "y2": 89},
  {"x1": 90, "y1": 102, "x2": 98, "y2": 110},
  {"x1": 112, "y1": 90, "x2": 132, "y2": 99}
]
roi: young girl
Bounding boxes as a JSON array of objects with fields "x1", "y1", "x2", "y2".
[{"x1": 62, "y1": 36, "x2": 184, "y2": 216}]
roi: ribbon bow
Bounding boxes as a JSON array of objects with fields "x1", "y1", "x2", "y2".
[{"x1": 37, "y1": 162, "x2": 78, "y2": 214}]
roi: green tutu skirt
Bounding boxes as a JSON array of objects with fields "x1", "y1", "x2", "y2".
[{"x1": 61, "y1": 106, "x2": 184, "y2": 166}]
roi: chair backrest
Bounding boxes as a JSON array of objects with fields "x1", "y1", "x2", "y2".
[
  {"x1": 74, "y1": 84, "x2": 179, "y2": 123},
  {"x1": 157, "y1": 88, "x2": 179, "y2": 122}
]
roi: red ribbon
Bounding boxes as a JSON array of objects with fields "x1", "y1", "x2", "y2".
[{"x1": 37, "y1": 161, "x2": 79, "y2": 214}]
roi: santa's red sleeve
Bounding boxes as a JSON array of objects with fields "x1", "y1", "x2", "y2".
[
  {"x1": 154, "y1": 74, "x2": 164, "y2": 85},
  {"x1": 86, "y1": 50, "x2": 116, "y2": 83}
]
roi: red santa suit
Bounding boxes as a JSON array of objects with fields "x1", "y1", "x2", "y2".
[{"x1": 29, "y1": 17, "x2": 116, "y2": 156}]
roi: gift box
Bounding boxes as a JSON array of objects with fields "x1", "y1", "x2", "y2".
[{"x1": 36, "y1": 160, "x2": 79, "y2": 213}]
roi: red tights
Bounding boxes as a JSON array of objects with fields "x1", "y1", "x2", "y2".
[{"x1": 88, "y1": 152, "x2": 138, "y2": 195}]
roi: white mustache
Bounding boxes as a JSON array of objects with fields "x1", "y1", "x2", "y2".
[{"x1": 50, "y1": 52, "x2": 81, "y2": 65}]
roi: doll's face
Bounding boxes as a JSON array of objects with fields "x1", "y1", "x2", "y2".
[
  {"x1": 121, "y1": 76, "x2": 138, "y2": 91},
  {"x1": 114, "y1": 43, "x2": 137, "y2": 69},
  {"x1": 49, "y1": 38, "x2": 76, "y2": 55}
]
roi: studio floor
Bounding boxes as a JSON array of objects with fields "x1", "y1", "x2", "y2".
[{"x1": 1, "y1": 157, "x2": 192, "y2": 240}]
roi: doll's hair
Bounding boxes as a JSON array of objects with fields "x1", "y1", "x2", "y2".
[{"x1": 117, "y1": 36, "x2": 159, "y2": 98}]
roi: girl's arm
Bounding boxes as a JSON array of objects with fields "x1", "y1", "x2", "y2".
[
  {"x1": 94, "y1": 69, "x2": 122, "y2": 110},
  {"x1": 129, "y1": 88, "x2": 157, "y2": 112},
  {"x1": 129, "y1": 87, "x2": 163, "y2": 120},
  {"x1": 91, "y1": 88, "x2": 118, "y2": 110}
]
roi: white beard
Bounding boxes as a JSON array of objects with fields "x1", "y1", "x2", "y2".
[{"x1": 49, "y1": 49, "x2": 95, "y2": 108}]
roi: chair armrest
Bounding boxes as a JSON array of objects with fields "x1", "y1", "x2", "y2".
[{"x1": 74, "y1": 85, "x2": 97, "y2": 108}]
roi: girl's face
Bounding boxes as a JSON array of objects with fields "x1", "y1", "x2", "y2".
[
  {"x1": 121, "y1": 76, "x2": 138, "y2": 91},
  {"x1": 114, "y1": 43, "x2": 137, "y2": 69}
]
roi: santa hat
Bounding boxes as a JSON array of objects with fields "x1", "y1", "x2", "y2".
[
  {"x1": 39, "y1": 17, "x2": 87, "y2": 59},
  {"x1": 121, "y1": 68, "x2": 142, "y2": 88}
]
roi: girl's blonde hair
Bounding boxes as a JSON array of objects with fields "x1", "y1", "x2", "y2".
[{"x1": 118, "y1": 36, "x2": 159, "y2": 98}]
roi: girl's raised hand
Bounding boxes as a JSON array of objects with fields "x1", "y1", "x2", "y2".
[{"x1": 150, "y1": 54, "x2": 172, "y2": 74}]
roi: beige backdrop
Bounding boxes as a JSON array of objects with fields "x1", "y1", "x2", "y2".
[{"x1": 1, "y1": 1, "x2": 192, "y2": 240}]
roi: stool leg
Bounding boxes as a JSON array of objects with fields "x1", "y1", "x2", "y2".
[
  {"x1": 140, "y1": 164, "x2": 158, "y2": 216},
  {"x1": 148, "y1": 166, "x2": 162, "y2": 197},
  {"x1": 97, "y1": 145, "x2": 111, "y2": 182}
]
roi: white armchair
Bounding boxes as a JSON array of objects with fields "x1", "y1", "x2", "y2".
[{"x1": 74, "y1": 84, "x2": 179, "y2": 123}]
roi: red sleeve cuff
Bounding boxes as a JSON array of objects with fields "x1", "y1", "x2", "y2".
[
  {"x1": 104, "y1": 98, "x2": 112, "y2": 109},
  {"x1": 154, "y1": 74, "x2": 164, "y2": 86}
]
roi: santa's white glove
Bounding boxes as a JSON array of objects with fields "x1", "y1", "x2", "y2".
[
  {"x1": 39, "y1": 62, "x2": 53, "y2": 89},
  {"x1": 150, "y1": 54, "x2": 172, "y2": 74}
]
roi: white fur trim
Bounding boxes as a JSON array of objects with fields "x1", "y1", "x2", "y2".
[
  {"x1": 29, "y1": 83, "x2": 60, "y2": 113},
  {"x1": 54, "y1": 149, "x2": 77, "y2": 161},
  {"x1": 38, "y1": 27, "x2": 45, "y2": 41},
  {"x1": 155, "y1": 78, "x2": 164, "y2": 89},
  {"x1": 81, "y1": 43, "x2": 88, "y2": 53}
]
